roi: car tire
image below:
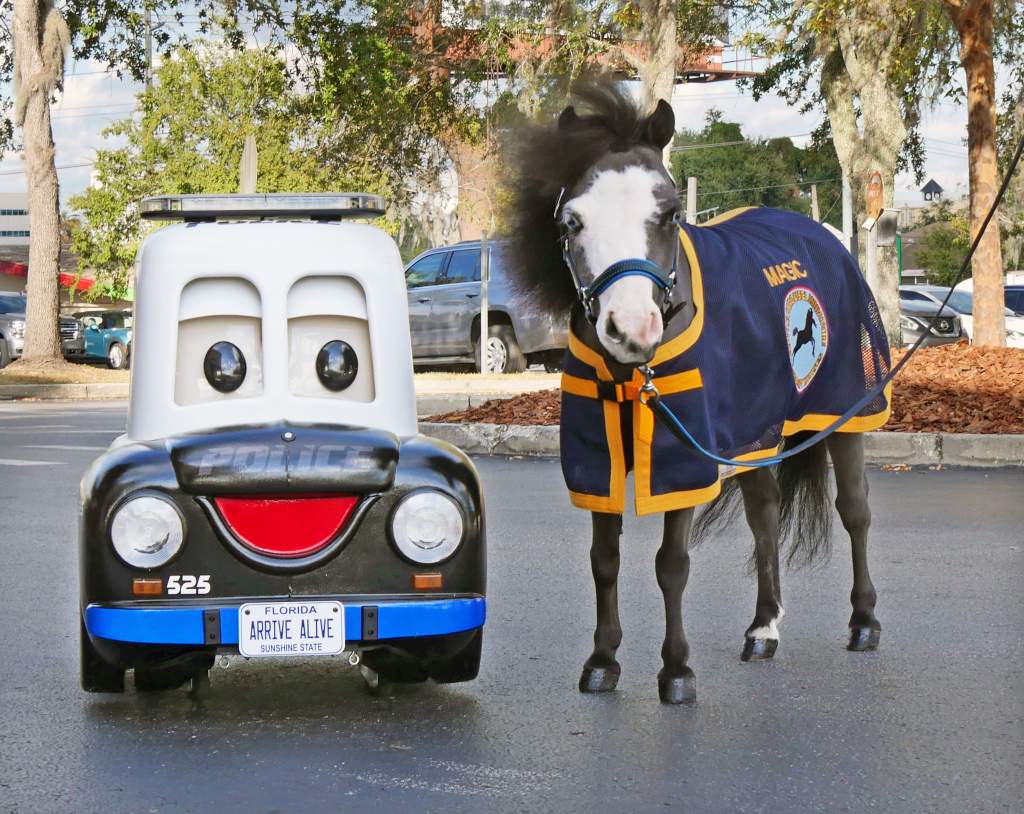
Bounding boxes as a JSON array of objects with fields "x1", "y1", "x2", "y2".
[
  {"x1": 80, "y1": 618, "x2": 125, "y2": 693},
  {"x1": 107, "y1": 342, "x2": 127, "y2": 370},
  {"x1": 475, "y1": 325, "x2": 526, "y2": 374},
  {"x1": 430, "y1": 629, "x2": 482, "y2": 684},
  {"x1": 0, "y1": 342, "x2": 9, "y2": 369}
]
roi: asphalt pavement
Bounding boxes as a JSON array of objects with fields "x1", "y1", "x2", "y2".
[{"x1": 0, "y1": 401, "x2": 1021, "y2": 814}]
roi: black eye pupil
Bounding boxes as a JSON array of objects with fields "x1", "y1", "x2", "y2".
[
  {"x1": 316, "y1": 340, "x2": 358, "y2": 392},
  {"x1": 204, "y1": 342, "x2": 246, "y2": 393}
]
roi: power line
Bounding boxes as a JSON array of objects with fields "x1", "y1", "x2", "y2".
[
  {"x1": 671, "y1": 133, "x2": 813, "y2": 153},
  {"x1": 695, "y1": 177, "x2": 839, "y2": 197},
  {"x1": 0, "y1": 162, "x2": 94, "y2": 177}
]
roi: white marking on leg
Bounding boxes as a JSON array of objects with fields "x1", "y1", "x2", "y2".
[{"x1": 748, "y1": 606, "x2": 785, "y2": 640}]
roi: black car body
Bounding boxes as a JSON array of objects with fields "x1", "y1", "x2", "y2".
[{"x1": 79, "y1": 194, "x2": 486, "y2": 695}]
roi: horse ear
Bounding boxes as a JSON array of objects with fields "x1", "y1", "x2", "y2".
[
  {"x1": 558, "y1": 106, "x2": 580, "y2": 131},
  {"x1": 644, "y1": 99, "x2": 675, "y2": 150}
]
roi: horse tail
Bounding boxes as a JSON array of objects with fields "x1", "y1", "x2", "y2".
[
  {"x1": 777, "y1": 431, "x2": 833, "y2": 568},
  {"x1": 691, "y1": 476, "x2": 744, "y2": 549}
]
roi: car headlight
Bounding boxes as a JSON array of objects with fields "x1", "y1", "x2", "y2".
[
  {"x1": 899, "y1": 315, "x2": 920, "y2": 332},
  {"x1": 390, "y1": 490, "x2": 465, "y2": 564},
  {"x1": 9, "y1": 320, "x2": 25, "y2": 338},
  {"x1": 1008, "y1": 329, "x2": 1024, "y2": 341},
  {"x1": 110, "y1": 494, "x2": 185, "y2": 569}
]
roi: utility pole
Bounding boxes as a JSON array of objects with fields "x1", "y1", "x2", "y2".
[
  {"x1": 686, "y1": 177, "x2": 697, "y2": 225},
  {"x1": 810, "y1": 184, "x2": 820, "y2": 222}
]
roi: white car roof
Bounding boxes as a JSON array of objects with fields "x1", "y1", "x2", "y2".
[{"x1": 127, "y1": 219, "x2": 416, "y2": 442}]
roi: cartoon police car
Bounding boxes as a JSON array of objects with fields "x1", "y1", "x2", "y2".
[{"x1": 80, "y1": 193, "x2": 485, "y2": 695}]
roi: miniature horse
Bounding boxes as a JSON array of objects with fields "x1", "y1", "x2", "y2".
[{"x1": 503, "y1": 81, "x2": 886, "y2": 704}]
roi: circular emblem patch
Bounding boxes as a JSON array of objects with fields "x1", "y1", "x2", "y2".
[{"x1": 785, "y1": 286, "x2": 829, "y2": 392}]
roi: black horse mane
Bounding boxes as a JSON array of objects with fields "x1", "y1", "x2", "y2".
[{"x1": 502, "y1": 79, "x2": 662, "y2": 316}]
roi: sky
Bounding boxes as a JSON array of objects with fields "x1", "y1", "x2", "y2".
[{"x1": 0, "y1": 48, "x2": 1000, "y2": 211}]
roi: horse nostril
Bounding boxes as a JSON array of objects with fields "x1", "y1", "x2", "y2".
[{"x1": 605, "y1": 312, "x2": 625, "y2": 342}]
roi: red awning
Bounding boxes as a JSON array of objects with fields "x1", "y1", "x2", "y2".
[{"x1": 0, "y1": 259, "x2": 94, "y2": 292}]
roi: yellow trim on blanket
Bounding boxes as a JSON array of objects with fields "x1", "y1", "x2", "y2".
[
  {"x1": 568, "y1": 330, "x2": 613, "y2": 381},
  {"x1": 652, "y1": 230, "x2": 705, "y2": 365},
  {"x1": 560, "y1": 373, "x2": 599, "y2": 399},
  {"x1": 782, "y1": 383, "x2": 893, "y2": 435},
  {"x1": 698, "y1": 207, "x2": 757, "y2": 227}
]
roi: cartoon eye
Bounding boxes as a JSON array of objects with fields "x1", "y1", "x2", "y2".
[
  {"x1": 315, "y1": 340, "x2": 358, "y2": 392},
  {"x1": 204, "y1": 342, "x2": 247, "y2": 393}
]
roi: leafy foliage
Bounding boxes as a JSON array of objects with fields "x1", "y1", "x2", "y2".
[
  {"x1": 68, "y1": 46, "x2": 389, "y2": 296},
  {"x1": 671, "y1": 112, "x2": 844, "y2": 227},
  {"x1": 914, "y1": 218, "x2": 971, "y2": 287}
]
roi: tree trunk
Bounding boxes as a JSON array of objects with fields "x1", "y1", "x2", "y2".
[
  {"x1": 821, "y1": 40, "x2": 906, "y2": 347},
  {"x1": 947, "y1": 0, "x2": 1005, "y2": 347},
  {"x1": 449, "y1": 137, "x2": 496, "y2": 241},
  {"x1": 638, "y1": 0, "x2": 677, "y2": 166},
  {"x1": 13, "y1": 0, "x2": 64, "y2": 362}
]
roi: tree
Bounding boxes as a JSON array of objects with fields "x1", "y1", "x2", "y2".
[
  {"x1": 743, "y1": 0, "x2": 1023, "y2": 347},
  {"x1": 940, "y1": 0, "x2": 1008, "y2": 345},
  {"x1": 672, "y1": 111, "x2": 844, "y2": 224},
  {"x1": 745, "y1": 2, "x2": 929, "y2": 346},
  {"x1": 3, "y1": 1, "x2": 296, "y2": 365},
  {"x1": 69, "y1": 46, "x2": 389, "y2": 296},
  {"x1": 11, "y1": 0, "x2": 69, "y2": 363},
  {"x1": 915, "y1": 218, "x2": 972, "y2": 286}
]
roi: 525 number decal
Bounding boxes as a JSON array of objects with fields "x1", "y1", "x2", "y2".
[{"x1": 166, "y1": 575, "x2": 211, "y2": 595}]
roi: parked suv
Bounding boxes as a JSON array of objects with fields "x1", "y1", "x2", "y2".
[
  {"x1": 74, "y1": 309, "x2": 132, "y2": 369},
  {"x1": 404, "y1": 241, "x2": 567, "y2": 372},
  {"x1": 0, "y1": 294, "x2": 84, "y2": 367}
]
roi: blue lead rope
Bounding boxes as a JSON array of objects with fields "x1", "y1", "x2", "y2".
[{"x1": 644, "y1": 132, "x2": 1024, "y2": 470}]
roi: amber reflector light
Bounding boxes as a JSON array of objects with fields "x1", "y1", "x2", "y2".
[
  {"x1": 132, "y1": 578, "x2": 163, "y2": 595},
  {"x1": 412, "y1": 573, "x2": 443, "y2": 590}
]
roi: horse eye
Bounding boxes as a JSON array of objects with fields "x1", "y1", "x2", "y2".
[
  {"x1": 661, "y1": 208, "x2": 682, "y2": 227},
  {"x1": 561, "y1": 212, "x2": 583, "y2": 236}
]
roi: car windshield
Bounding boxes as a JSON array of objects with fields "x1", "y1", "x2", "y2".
[
  {"x1": 0, "y1": 294, "x2": 27, "y2": 314},
  {"x1": 945, "y1": 291, "x2": 1014, "y2": 316},
  {"x1": 945, "y1": 291, "x2": 973, "y2": 314}
]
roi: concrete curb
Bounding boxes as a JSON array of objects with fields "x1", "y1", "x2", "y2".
[
  {"x1": 0, "y1": 382, "x2": 130, "y2": 400},
  {"x1": 420, "y1": 422, "x2": 1024, "y2": 468},
  {"x1": 0, "y1": 386, "x2": 510, "y2": 411}
]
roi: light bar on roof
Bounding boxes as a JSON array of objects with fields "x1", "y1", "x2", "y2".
[{"x1": 139, "y1": 192, "x2": 387, "y2": 222}]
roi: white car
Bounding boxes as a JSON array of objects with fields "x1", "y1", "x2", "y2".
[{"x1": 899, "y1": 284, "x2": 1024, "y2": 348}]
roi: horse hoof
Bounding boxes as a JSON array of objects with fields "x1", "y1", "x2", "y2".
[
  {"x1": 847, "y1": 627, "x2": 880, "y2": 651},
  {"x1": 741, "y1": 637, "x2": 778, "y2": 662},
  {"x1": 657, "y1": 670, "x2": 696, "y2": 705},
  {"x1": 579, "y1": 664, "x2": 620, "y2": 693}
]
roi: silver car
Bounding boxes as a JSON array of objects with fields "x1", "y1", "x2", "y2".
[
  {"x1": 405, "y1": 241, "x2": 567, "y2": 372},
  {"x1": 0, "y1": 293, "x2": 85, "y2": 367}
]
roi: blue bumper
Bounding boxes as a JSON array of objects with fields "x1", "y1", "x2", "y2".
[{"x1": 85, "y1": 597, "x2": 485, "y2": 647}]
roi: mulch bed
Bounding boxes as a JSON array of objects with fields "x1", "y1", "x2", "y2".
[{"x1": 428, "y1": 343, "x2": 1024, "y2": 434}]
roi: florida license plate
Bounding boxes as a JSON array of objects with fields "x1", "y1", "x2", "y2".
[{"x1": 238, "y1": 601, "x2": 345, "y2": 657}]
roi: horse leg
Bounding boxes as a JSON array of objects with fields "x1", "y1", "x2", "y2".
[
  {"x1": 826, "y1": 432, "x2": 881, "y2": 651},
  {"x1": 579, "y1": 512, "x2": 624, "y2": 693},
  {"x1": 656, "y1": 507, "x2": 697, "y2": 704},
  {"x1": 737, "y1": 468, "x2": 784, "y2": 661}
]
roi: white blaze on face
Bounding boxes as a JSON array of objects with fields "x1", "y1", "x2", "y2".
[{"x1": 567, "y1": 165, "x2": 665, "y2": 363}]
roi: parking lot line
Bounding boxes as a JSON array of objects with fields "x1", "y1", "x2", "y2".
[
  {"x1": 0, "y1": 458, "x2": 62, "y2": 467},
  {"x1": 0, "y1": 424, "x2": 75, "y2": 430},
  {"x1": 23, "y1": 444, "x2": 107, "y2": 451}
]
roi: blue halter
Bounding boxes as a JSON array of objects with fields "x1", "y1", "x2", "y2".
[{"x1": 555, "y1": 187, "x2": 680, "y2": 324}]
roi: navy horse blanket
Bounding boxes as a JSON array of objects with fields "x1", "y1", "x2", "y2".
[{"x1": 560, "y1": 207, "x2": 891, "y2": 515}]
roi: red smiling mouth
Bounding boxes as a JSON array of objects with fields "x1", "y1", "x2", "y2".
[{"x1": 213, "y1": 494, "x2": 359, "y2": 558}]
